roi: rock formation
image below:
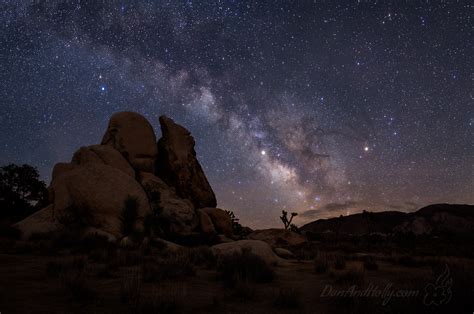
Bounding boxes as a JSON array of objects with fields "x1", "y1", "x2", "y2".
[
  {"x1": 101, "y1": 111, "x2": 158, "y2": 173},
  {"x1": 211, "y1": 240, "x2": 282, "y2": 265},
  {"x1": 248, "y1": 228, "x2": 307, "y2": 248},
  {"x1": 156, "y1": 116, "x2": 217, "y2": 209},
  {"x1": 16, "y1": 111, "x2": 229, "y2": 243},
  {"x1": 138, "y1": 172, "x2": 198, "y2": 236}
]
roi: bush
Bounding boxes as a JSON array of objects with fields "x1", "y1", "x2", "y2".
[
  {"x1": 231, "y1": 275, "x2": 256, "y2": 300},
  {"x1": 274, "y1": 287, "x2": 301, "y2": 309},
  {"x1": 46, "y1": 256, "x2": 87, "y2": 278},
  {"x1": 120, "y1": 267, "x2": 141, "y2": 309},
  {"x1": 120, "y1": 196, "x2": 139, "y2": 237},
  {"x1": 141, "y1": 282, "x2": 186, "y2": 313},
  {"x1": 217, "y1": 248, "x2": 274, "y2": 287},
  {"x1": 363, "y1": 255, "x2": 379, "y2": 271},
  {"x1": 112, "y1": 250, "x2": 143, "y2": 268},
  {"x1": 0, "y1": 224, "x2": 21, "y2": 239},
  {"x1": 142, "y1": 252, "x2": 195, "y2": 282},
  {"x1": 334, "y1": 266, "x2": 365, "y2": 285},
  {"x1": 60, "y1": 269, "x2": 95, "y2": 303},
  {"x1": 186, "y1": 246, "x2": 216, "y2": 268},
  {"x1": 314, "y1": 253, "x2": 329, "y2": 274},
  {"x1": 334, "y1": 253, "x2": 346, "y2": 270}
]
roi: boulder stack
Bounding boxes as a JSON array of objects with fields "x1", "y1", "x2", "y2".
[
  {"x1": 16, "y1": 112, "x2": 230, "y2": 243},
  {"x1": 156, "y1": 116, "x2": 217, "y2": 209}
]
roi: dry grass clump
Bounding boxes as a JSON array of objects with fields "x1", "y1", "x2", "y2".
[
  {"x1": 120, "y1": 267, "x2": 142, "y2": 309},
  {"x1": 333, "y1": 265, "x2": 365, "y2": 286},
  {"x1": 142, "y1": 251, "x2": 195, "y2": 282},
  {"x1": 217, "y1": 248, "x2": 274, "y2": 287},
  {"x1": 45, "y1": 255, "x2": 87, "y2": 278},
  {"x1": 314, "y1": 252, "x2": 329, "y2": 274},
  {"x1": 274, "y1": 287, "x2": 301, "y2": 309},
  {"x1": 334, "y1": 253, "x2": 347, "y2": 270},
  {"x1": 363, "y1": 255, "x2": 379, "y2": 271},
  {"x1": 140, "y1": 282, "x2": 187, "y2": 313}
]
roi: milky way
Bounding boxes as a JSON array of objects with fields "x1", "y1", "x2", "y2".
[{"x1": 1, "y1": 1, "x2": 472, "y2": 227}]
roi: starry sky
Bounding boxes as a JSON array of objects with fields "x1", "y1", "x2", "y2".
[{"x1": 1, "y1": 1, "x2": 472, "y2": 228}]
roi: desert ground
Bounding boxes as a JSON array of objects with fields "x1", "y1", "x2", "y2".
[{"x1": 0, "y1": 227, "x2": 472, "y2": 314}]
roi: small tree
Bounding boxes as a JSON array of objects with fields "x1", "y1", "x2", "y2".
[
  {"x1": 224, "y1": 209, "x2": 243, "y2": 235},
  {"x1": 280, "y1": 210, "x2": 298, "y2": 230},
  {"x1": 0, "y1": 163, "x2": 48, "y2": 222}
]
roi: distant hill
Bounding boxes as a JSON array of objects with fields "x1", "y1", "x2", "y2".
[{"x1": 300, "y1": 204, "x2": 474, "y2": 237}]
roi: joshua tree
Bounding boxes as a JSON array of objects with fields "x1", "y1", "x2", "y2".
[{"x1": 280, "y1": 210, "x2": 298, "y2": 230}]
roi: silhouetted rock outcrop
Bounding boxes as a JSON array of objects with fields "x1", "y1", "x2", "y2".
[
  {"x1": 16, "y1": 111, "x2": 228, "y2": 244},
  {"x1": 211, "y1": 240, "x2": 282, "y2": 265},
  {"x1": 72, "y1": 145, "x2": 135, "y2": 177},
  {"x1": 198, "y1": 208, "x2": 233, "y2": 237},
  {"x1": 156, "y1": 116, "x2": 217, "y2": 209},
  {"x1": 101, "y1": 111, "x2": 158, "y2": 173},
  {"x1": 139, "y1": 172, "x2": 198, "y2": 236},
  {"x1": 301, "y1": 204, "x2": 474, "y2": 237},
  {"x1": 248, "y1": 228, "x2": 307, "y2": 248}
]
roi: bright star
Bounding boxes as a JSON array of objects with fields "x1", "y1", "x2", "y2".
[
  {"x1": 261, "y1": 150, "x2": 266, "y2": 156},
  {"x1": 364, "y1": 146, "x2": 369, "y2": 152}
]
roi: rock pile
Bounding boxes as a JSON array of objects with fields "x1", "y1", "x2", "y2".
[{"x1": 16, "y1": 112, "x2": 229, "y2": 243}]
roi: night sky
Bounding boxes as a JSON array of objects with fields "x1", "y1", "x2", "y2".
[{"x1": 1, "y1": 1, "x2": 472, "y2": 228}]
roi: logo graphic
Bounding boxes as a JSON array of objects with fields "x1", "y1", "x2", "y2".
[{"x1": 423, "y1": 264, "x2": 453, "y2": 306}]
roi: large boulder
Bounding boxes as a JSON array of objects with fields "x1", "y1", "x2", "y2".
[
  {"x1": 15, "y1": 205, "x2": 62, "y2": 239},
  {"x1": 71, "y1": 145, "x2": 135, "y2": 177},
  {"x1": 47, "y1": 163, "x2": 150, "y2": 237},
  {"x1": 198, "y1": 208, "x2": 233, "y2": 237},
  {"x1": 51, "y1": 162, "x2": 77, "y2": 181},
  {"x1": 211, "y1": 240, "x2": 281, "y2": 265},
  {"x1": 248, "y1": 228, "x2": 307, "y2": 248},
  {"x1": 156, "y1": 116, "x2": 216, "y2": 209},
  {"x1": 138, "y1": 172, "x2": 198, "y2": 237},
  {"x1": 101, "y1": 112, "x2": 158, "y2": 173}
]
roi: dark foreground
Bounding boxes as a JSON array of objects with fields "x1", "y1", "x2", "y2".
[{"x1": 0, "y1": 230, "x2": 473, "y2": 314}]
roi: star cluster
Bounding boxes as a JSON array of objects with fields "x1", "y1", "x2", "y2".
[{"x1": 1, "y1": 1, "x2": 472, "y2": 227}]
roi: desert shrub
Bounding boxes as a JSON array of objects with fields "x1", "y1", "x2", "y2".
[
  {"x1": 10, "y1": 241, "x2": 35, "y2": 254},
  {"x1": 88, "y1": 246, "x2": 117, "y2": 263},
  {"x1": 120, "y1": 267, "x2": 142, "y2": 309},
  {"x1": 334, "y1": 253, "x2": 347, "y2": 270},
  {"x1": 0, "y1": 224, "x2": 21, "y2": 239},
  {"x1": 334, "y1": 265, "x2": 365, "y2": 286},
  {"x1": 314, "y1": 253, "x2": 329, "y2": 274},
  {"x1": 81, "y1": 233, "x2": 113, "y2": 250},
  {"x1": 274, "y1": 287, "x2": 301, "y2": 309},
  {"x1": 186, "y1": 246, "x2": 217, "y2": 267},
  {"x1": 397, "y1": 255, "x2": 423, "y2": 267},
  {"x1": 142, "y1": 252, "x2": 195, "y2": 282},
  {"x1": 95, "y1": 264, "x2": 114, "y2": 278},
  {"x1": 141, "y1": 282, "x2": 186, "y2": 314},
  {"x1": 120, "y1": 195, "x2": 139, "y2": 237},
  {"x1": 224, "y1": 209, "x2": 246, "y2": 236},
  {"x1": 60, "y1": 265, "x2": 95, "y2": 303},
  {"x1": 363, "y1": 255, "x2": 379, "y2": 271},
  {"x1": 231, "y1": 275, "x2": 256, "y2": 300},
  {"x1": 46, "y1": 255, "x2": 87, "y2": 278},
  {"x1": 112, "y1": 250, "x2": 143, "y2": 268},
  {"x1": 46, "y1": 260, "x2": 66, "y2": 277},
  {"x1": 217, "y1": 248, "x2": 274, "y2": 287}
]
